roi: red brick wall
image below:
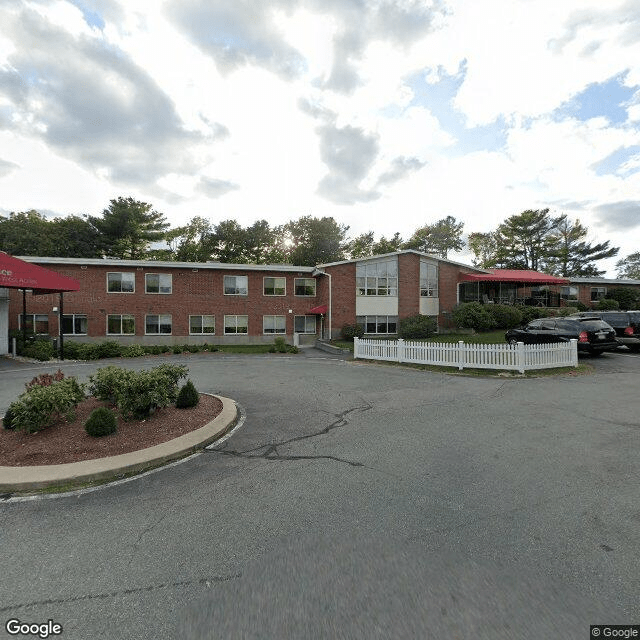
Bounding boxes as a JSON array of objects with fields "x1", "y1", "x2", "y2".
[
  {"x1": 7, "y1": 263, "x2": 321, "y2": 343},
  {"x1": 398, "y1": 253, "x2": 419, "y2": 318},
  {"x1": 323, "y1": 263, "x2": 356, "y2": 337}
]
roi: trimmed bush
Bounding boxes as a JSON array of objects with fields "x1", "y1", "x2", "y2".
[
  {"x1": 10, "y1": 377, "x2": 86, "y2": 433},
  {"x1": 268, "y1": 345, "x2": 277, "y2": 353},
  {"x1": 452, "y1": 303, "x2": 496, "y2": 331},
  {"x1": 186, "y1": 344, "x2": 201, "y2": 353},
  {"x1": 172, "y1": 345, "x2": 185, "y2": 354},
  {"x1": 3, "y1": 405, "x2": 16, "y2": 430},
  {"x1": 485, "y1": 304, "x2": 523, "y2": 329},
  {"x1": 176, "y1": 380, "x2": 199, "y2": 408},
  {"x1": 341, "y1": 324, "x2": 364, "y2": 341},
  {"x1": 519, "y1": 306, "x2": 551, "y2": 324},
  {"x1": 398, "y1": 314, "x2": 437, "y2": 339},
  {"x1": 61, "y1": 341, "x2": 83, "y2": 359},
  {"x1": 78, "y1": 343, "x2": 100, "y2": 360},
  {"x1": 88, "y1": 366, "x2": 134, "y2": 403},
  {"x1": 85, "y1": 407, "x2": 117, "y2": 437},
  {"x1": 22, "y1": 339, "x2": 54, "y2": 361},
  {"x1": 596, "y1": 298, "x2": 620, "y2": 310},
  {"x1": 122, "y1": 344, "x2": 146, "y2": 358},
  {"x1": 97, "y1": 340, "x2": 123, "y2": 359},
  {"x1": 287, "y1": 345, "x2": 299, "y2": 354},
  {"x1": 274, "y1": 337, "x2": 287, "y2": 353}
]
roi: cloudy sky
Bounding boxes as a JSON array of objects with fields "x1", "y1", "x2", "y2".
[{"x1": 0, "y1": 0, "x2": 639, "y2": 275}]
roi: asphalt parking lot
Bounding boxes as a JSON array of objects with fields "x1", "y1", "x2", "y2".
[{"x1": 1, "y1": 348, "x2": 639, "y2": 639}]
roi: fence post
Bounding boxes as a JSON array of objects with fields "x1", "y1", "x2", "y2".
[
  {"x1": 397, "y1": 338, "x2": 404, "y2": 363},
  {"x1": 458, "y1": 340, "x2": 465, "y2": 370},
  {"x1": 569, "y1": 338, "x2": 578, "y2": 368},
  {"x1": 354, "y1": 337, "x2": 360, "y2": 359},
  {"x1": 517, "y1": 341, "x2": 525, "y2": 374}
]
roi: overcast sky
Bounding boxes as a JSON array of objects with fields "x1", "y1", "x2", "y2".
[{"x1": 1, "y1": 0, "x2": 639, "y2": 275}]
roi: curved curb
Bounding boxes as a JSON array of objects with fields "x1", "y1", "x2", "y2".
[{"x1": 0, "y1": 395, "x2": 237, "y2": 494}]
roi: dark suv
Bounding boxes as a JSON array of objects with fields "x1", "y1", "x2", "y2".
[
  {"x1": 570, "y1": 311, "x2": 640, "y2": 352},
  {"x1": 505, "y1": 317, "x2": 619, "y2": 355}
]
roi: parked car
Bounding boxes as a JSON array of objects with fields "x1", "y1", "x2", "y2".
[
  {"x1": 569, "y1": 311, "x2": 640, "y2": 352},
  {"x1": 505, "y1": 317, "x2": 619, "y2": 355}
]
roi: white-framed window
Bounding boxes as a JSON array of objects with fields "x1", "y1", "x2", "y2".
[
  {"x1": 189, "y1": 315, "x2": 215, "y2": 334},
  {"x1": 356, "y1": 259, "x2": 398, "y2": 296},
  {"x1": 18, "y1": 314, "x2": 49, "y2": 334},
  {"x1": 107, "y1": 272, "x2": 135, "y2": 293},
  {"x1": 560, "y1": 286, "x2": 578, "y2": 301},
  {"x1": 61, "y1": 314, "x2": 88, "y2": 335},
  {"x1": 420, "y1": 260, "x2": 438, "y2": 297},
  {"x1": 294, "y1": 278, "x2": 316, "y2": 296},
  {"x1": 145, "y1": 314, "x2": 172, "y2": 335},
  {"x1": 263, "y1": 315, "x2": 286, "y2": 334},
  {"x1": 107, "y1": 314, "x2": 135, "y2": 335},
  {"x1": 264, "y1": 277, "x2": 286, "y2": 296},
  {"x1": 224, "y1": 315, "x2": 248, "y2": 334},
  {"x1": 591, "y1": 287, "x2": 607, "y2": 301},
  {"x1": 224, "y1": 275, "x2": 248, "y2": 295},
  {"x1": 356, "y1": 315, "x2": 398, "y2": 334},
  {"x1": 294, "y1": 315, "x2": 316, "y2": 334},
  {"x1": 145, "y1": 273, "x2": 172, "y2": 294}
]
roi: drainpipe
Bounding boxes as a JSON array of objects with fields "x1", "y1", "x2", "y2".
[{"x1": 312, "y1": 268, "x2": 332, "y2": 340}]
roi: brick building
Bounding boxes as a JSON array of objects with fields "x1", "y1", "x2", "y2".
[{"x1": 2, "y1": 251, "x2": 482, "y2": 350}]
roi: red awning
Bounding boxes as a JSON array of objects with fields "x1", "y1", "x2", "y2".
[
  {"x1": 0, "y1": 252, "x2": 80, "y2": 294},
  {"x1": 460, "y1": 269, "x2": 569, "y2": 285},
  {"x1": 308, "y1": 304, "x2": 327, "y2": 314}
]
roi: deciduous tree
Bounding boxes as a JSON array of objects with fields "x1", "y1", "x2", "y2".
[
  {"x1": 616, "y1": 251, "x2": 640, "y2": 279},
  {"x1": 403, "y1": 216, "x2": 465, "y2": 258}
]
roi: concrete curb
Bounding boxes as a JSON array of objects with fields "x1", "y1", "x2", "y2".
[{"x1": 0, "y1": 395, "x2": 237, "y2": 494}]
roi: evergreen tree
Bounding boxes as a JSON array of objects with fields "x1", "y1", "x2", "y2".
[
  {"x1": 403, "y1": 216, "x2": 465, "y2": 258},
  {"x1": 467, "y1": 231, "x2": 499, "y2": 268},
  {"x1": 89, "y1": 197, "x2": 169, "y2": 259},
  {"x1": 616, "y1": 252, "x2": 640, "y2": 279}
]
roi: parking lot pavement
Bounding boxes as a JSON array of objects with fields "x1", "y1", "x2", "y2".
[{"x1": 1, "y1": 352, "x2": 639, "y2": 638}]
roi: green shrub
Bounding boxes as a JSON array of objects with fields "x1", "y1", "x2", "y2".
[
  {"x1": 274, "y1": 337, "x2": 287, "y2": 353},
  {"x1": 398, "y1": 314, "x2": 437, "y2": 339},
  {"x1": 22, "y1": 339, "x2": 54, "y2": 361},
  {"x1": 287, "y1": 345, "x2": 299, "y2": 354},
  {"x1": 10, "y1": 377, "x2": 86, "y2": 433},
  {"x1": 202, "y1": 344, "x2": 217, "y2": 352},
  {"x1": 61, "y1": 341, "x2": 83, "y2": 359},
  {"x1": 186, "y1": 344, "x2": 201, "y2": 353},
  {"x1": 452, "y1": 303, "x2": 496, "y2": 331},
  {"x1": 607, "y1": 288, "x2": 640, "y2": 311},
  {"x1": 85, "y1": 407, "x2": 117, "y2": 437},
  {"x1": 485, "y1": 304, "x2": 523, "y2": 329},
  {"x1": 341, "y1": 324, "x2": 364, "y2": 341},
  {"x1": 176, "y1": 380, "x2": 199, "y2": 408},
  {"x1": 97, "y1": 340, "x2": 123, "y2": 359},
  {"x1": 596, "y1": 298, "x2": 620, "y2": 310},
  {"x1": 519, "y1": 306, "x2": 551, "y2": 324},
  {"x1": 268, "y1": 345, "x2": 277, "y2": 353},
  {"x1": 556, "y1": 306, "x2": 579, "y2": 317},
  {"x1": 172, "y1": 345, "x2": 185, "y2": 354},
  {"x1": 88, "y1": 366, "x2": 134, "y2": 403},
  {"x1": 143, "y1": 345, "x2": 156, "y2": 354},
  {"x1": 160, "y1": 345, "x2": 171, "y2": 353},
  {"x1": 122, "y1": 344, "x2": 146, "y2": 358},
  {"x1": 78, "y1": 343, "x2": 100, "y2": 360},
  {"x1": 575, "y1": 301, "x2": 588, "y2": 311},
  {"x1": 3, "y1": 405, "x2": 16, "y2": 430}
]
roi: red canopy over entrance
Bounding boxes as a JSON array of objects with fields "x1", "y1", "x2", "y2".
[
  {"x1": 460, "y1": 269, "x2": 569, "y2": 285},
  {"x1": 0, "y1": 252, "x2": 80, "y2": 293},
  {"x1": 308, "y1": 304, "x2": 327, "y2": 314}
]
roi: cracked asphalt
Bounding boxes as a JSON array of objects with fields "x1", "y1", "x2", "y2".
[{"x1": 1, "y1": 349, "x2": 639, "y2": 639}]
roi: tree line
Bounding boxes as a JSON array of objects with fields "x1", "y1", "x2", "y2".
[{"x1": 1, "y1": 197, "x2": 638, "y2": 278}]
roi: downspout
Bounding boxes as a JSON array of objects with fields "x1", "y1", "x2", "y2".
[{"x1": 59, "y1": 292, "x2": 64, "y2": 361}]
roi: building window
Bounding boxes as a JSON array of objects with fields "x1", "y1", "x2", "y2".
[
  {"x1": 263, "y1": 315, "x2": 286, "y2": 334},
  {"x1": 18, "y1": 314, "x2": 49, "y2": 334},
  {"x1": 145, "y1": 314, "x2": 172, "y2": 335},
  {"x1": 560, "y1": 286, "x2": 578, "y2": 301},
  {"x1": 224, "y1": 275, "x2": 248, "y2": 295},
  {"x1": 145, "y1": 273, "x2": 172, "y2": 294},
  {"x1": 420, "y1": 261, "x2": 438, "y2": 297},
  {"x1": 294, "y1": 315, "x2": 316, "y2": 334},
  {"x1": 591, "y1": 287, "x2": 607, "y2": 301},
  {"x1": 356, "y1": 315, "x2": 398, "y2": 334},
  {"x1": 294, "y1": 278, "x2": 316, "y2": 296},
  {"x1": 107, "y1": 314, "x2": 135, "y2": 335},
  {"x1": 107, "y1": 272, "x2": 135, "y2": 293},
  {"x1": 356, "y1": 259, "x2": 398, "y2": 296},
  {"x1": 189, "y1": 315, "x2": 215, "y2": 334},
  {"x1": 264, "y1": 277, "x2": 286, "y2": 296},
  {"x1": 224, "y1": 315, "x2": 248, "y2": 334},
  {"x1": 62, "y1": 314, "x2": 87, "y2": 335}
]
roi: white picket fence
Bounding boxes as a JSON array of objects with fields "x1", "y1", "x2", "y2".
[{"x1": 353, "y1": 337, "x2": 578, "y2": 373}]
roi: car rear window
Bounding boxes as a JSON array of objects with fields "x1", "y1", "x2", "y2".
[
  {"x1": 599, "y1": 313, "x2": 629, "y2": 326},
  {"x1": 578, "y1": 318, "x2": 612, "y2": 330}
]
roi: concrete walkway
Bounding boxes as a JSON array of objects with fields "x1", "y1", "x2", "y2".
[{"x1": 0, "y1": 395, "x2": 237, "y2": 493}]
